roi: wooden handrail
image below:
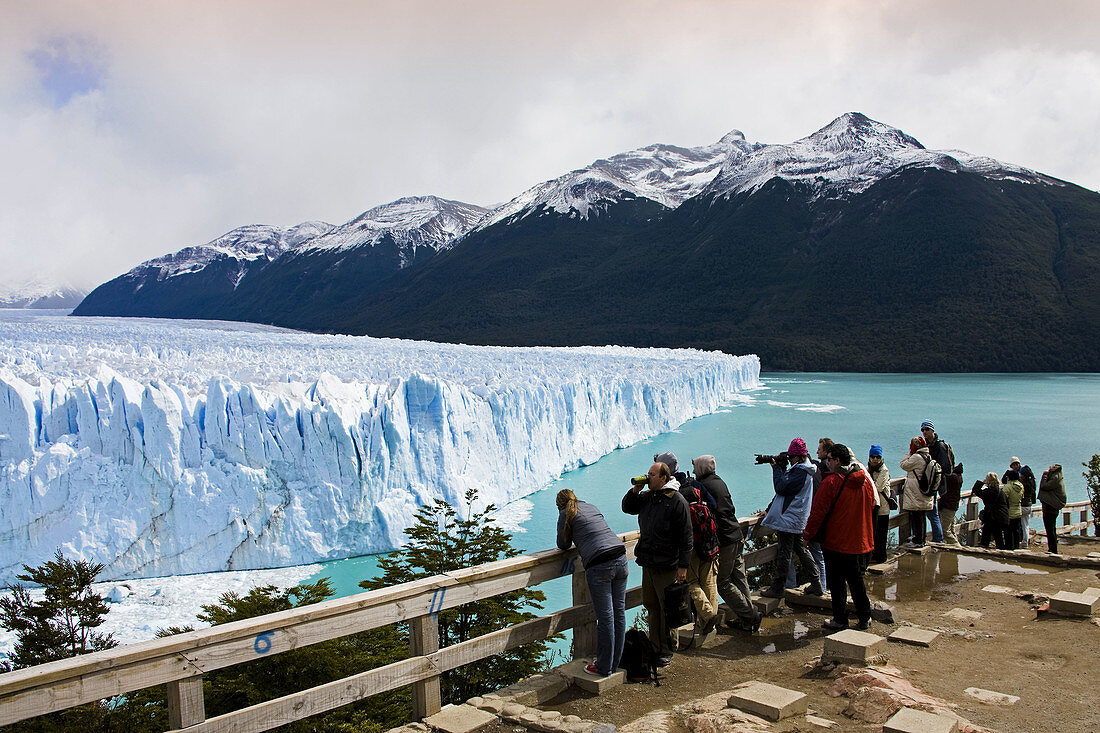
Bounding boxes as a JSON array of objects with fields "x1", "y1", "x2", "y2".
[{"x1": 0, "y1": 492, "x2": 1091, "y2": 732}]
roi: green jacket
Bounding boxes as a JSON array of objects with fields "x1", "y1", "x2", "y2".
[
  {"x1": 1003, "y1": 479, "x2": 1024, "y2": 519},
  {"x1": 1038, "y1": 468, "x2": 1067, "y2": 510}
]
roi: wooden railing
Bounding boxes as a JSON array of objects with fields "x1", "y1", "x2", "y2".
[{"x1": 0, "y1": 493, "x2": 1092, "y2": 732}]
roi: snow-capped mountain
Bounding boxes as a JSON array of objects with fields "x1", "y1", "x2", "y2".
[
  {"x1": 702, "y1": 112, "x2": 1061, "y2": 200},
  {"x1": 303, "y1": 196, "x2": 488, "y2": 265},
  {"x1": 0, "y1": 279, "x2": 87, "y2": 309},
  {"x1": 473, "y1": 131, "x2": 762, "y2": 231},
  {"x1": 134, "y1": 221, "x2": 335, "y2": 282}
]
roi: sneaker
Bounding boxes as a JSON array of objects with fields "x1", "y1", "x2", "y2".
[
  {"x1": 804, "y1": 583, "x2": 825, "y2": 597},
  {"x1": 656, "y1": 654, "x2": 673, "y2": 668},
  {"x1": 855, "y1": 618, "x2": 871, "y2": 631},
  {"x1": 902, "y1": 541, "x2": 918, "y2": 548},
  {"x1": 822, "y1": 618, "x2": 848, "y2": 631},
  {"x1": 584, "y1": 663, "x2": 602, "y2": 676},
  {"x1": 759, "y1": 586, "x2": 785, "y2": 598}
]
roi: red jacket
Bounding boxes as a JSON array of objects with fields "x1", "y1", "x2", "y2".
[{"x1": 802, "y1": 466, "x2": 875, "y2": 554}]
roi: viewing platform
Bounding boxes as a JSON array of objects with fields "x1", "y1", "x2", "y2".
[{"x1": 1, "y1": 496, "x2": 1096, "y2": 732}]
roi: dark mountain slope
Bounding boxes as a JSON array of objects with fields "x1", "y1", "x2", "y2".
[{"x1": 332, "y1": 169, "x2": 1100, "y2": 372}]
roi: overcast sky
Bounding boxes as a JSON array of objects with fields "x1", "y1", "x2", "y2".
[{"x1": 2, "y1": 0, "x2": 1098, "y2": 291}]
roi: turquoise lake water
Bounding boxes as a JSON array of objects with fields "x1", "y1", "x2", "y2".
[{"x1": 308, "y1": 372, "x2": 1100, "y2": 620}]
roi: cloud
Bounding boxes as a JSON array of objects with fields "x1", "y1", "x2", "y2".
[{"x1": 1, "y1": 0, "x2": 1098, "y2": 292}]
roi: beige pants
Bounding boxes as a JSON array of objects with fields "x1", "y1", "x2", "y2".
[
  {"x1": 939, "y1": 506, "x2": 960, "y2": 545},
  {"x1": 687, "y1": 554, "x2": 719, "y2": 624}
]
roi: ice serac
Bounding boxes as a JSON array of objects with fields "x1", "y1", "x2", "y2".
[{"x1": 0, "y1": 316, "x2": 760, "y2": 583}]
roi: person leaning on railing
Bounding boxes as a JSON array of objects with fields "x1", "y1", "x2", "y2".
[{"x1": 556, "y1": 489, "x2": 629, "y2": 678}]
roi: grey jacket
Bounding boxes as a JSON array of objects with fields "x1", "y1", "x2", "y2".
[{"x1": 557, "y1": 500, "x2": 625, "y2": 567}]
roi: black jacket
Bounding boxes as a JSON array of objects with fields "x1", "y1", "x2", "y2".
[
  {"x1": 622, "y1": 482, "x2": 693, "y2": 570},
  {"x1": 972, "y1": 480, "x2": 1010, "y2": 525},
  {"x1": 928, "y1": 436, "x2": 955, "y2": 476},
  {"x1": 696, "y1": 473, "x2": 743, "y2": 546}
]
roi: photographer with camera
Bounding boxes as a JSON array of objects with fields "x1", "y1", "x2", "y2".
[
  {"x1": 757, "y1": 438, "x2": 824, "y2": 599},
  {"x1": 622, "y1": 459, "x2": 692, "y2": 667}
]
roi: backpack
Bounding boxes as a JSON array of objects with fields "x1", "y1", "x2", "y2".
[
  {"x1": 620, "y1": 628, "x2": 661, "y2": 685},
  {"x1": 685, "y1": 484, "x2": 721, "y2": 561},
  {"x1": 916, "y1": 454, "x2": 943, "y2": 497},
  {"x1": 1020, "y1": 466, "x2": 1037, "y2": 505}
]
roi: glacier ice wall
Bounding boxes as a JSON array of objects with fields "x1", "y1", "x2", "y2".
[{"x1": 0, "y1": 315, "x2": 759, "y2": 583}]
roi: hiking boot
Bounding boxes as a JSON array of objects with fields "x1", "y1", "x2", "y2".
[
  {"x1": 855, "y1": 618, "x2": 871, "y2": 631},
  {"x1": 656, "y1": 654, "x2": 673, "y2": 668},
  {"x1": 747, "y1": 610, "x2": 763, "y2": 634},
  {"x1": 699, "y1": 614, "x2": 718, "y2": 634},
  {"x1": 822, "y1": 618, "x2": 848, "y2": 631},
  {"x1": 759, "y1": 585, "x2": 785, "y2": 598},
  {"x1": 804, "y1": 582, "x2": 825, "y2": 596}
]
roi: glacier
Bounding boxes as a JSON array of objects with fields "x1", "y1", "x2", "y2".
[{"x1": 0, "y1": 313, "x2": 759, "y2": 584}]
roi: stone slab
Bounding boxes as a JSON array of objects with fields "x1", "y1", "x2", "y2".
[
  {"x1": 726, "y1": 681, "x2": 808, "y2": 721},
  {"x1": 1048, "y1": 590, "x2": 1100, "y2": 617},
  {"x1": 822, "y1": 629, "x2": 887, "y2": 665},
  {"x1": 493, "y1": 672, "x2": 570, "y2": 706},
  {"x1": 424, "y1": 704, "x2": 497, "y2": 733},
  {"x1": 964, "y1": 687, "x2": 1020, "y2": 706},
  {"x1": 981, "y1": 584, "x2": 1015, "y2": 595},
  {"x1": 905, "y1": 544, "x2": 933, "y2": 555},
  {"x1": 866, "y1": 561, "x2": 894, "y2": 575},
  {"x1": 888, "y1": 627, "x2": 940, "y2": 647},
  {"x1": 559, "y1": 659, "x2": 625, "y2": 694},
  {"x1": 882, "y1": 707, "x2": 958, "y2": 733},
  {"x1": 943, "y1": 608, "x2": 982, "y2": 622},
  {"x1": 1081, "y1": 587, "x2": 1100, "y2": 599},
  {"x1": 749, "y1": 594, "x2": 783, "y2": 614},
  {"x1": 805, "y1": 714, "x2": 837, "y2": 728}
]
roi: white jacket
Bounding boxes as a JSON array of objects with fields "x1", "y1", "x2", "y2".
[{"x1": 900, "y1": 448, "x2": 935, "y2": 511}]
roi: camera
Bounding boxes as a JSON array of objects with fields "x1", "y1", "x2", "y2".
[{"x1": 754, "y1": 452, "x2": 789, "y2": 466}]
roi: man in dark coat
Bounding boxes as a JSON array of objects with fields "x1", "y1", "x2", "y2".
[
  {"x1": 692, "y1": 455, "x2": 761, "y2": 633},
  {"x1": 623, "y1": 460, "x2": 692, "y2": 666}
]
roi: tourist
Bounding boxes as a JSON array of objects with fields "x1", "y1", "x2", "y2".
[
  {"x1": 866, "y1": 445, "x2": 892, "y2": 563},
  {"x1": 692, "y1": 455, "x2": 761, "y2": 633},
  {"x1": 789, "y1": 437, "x2": 832, "y2": 588},
  {"x1": 1038, "y1": 464, "x2": 1067, "y2": 553},
  {"x1": 920, "y1": 420, "x2": 955, "y2": 543},
  {"x1": 622, "y1": 460, "x2": 692, "y2": 667},
  {"x1": 556, "y1": 489, "x2": 628, "y2": 677},
  {"x1": 803, "y1": 443, "x2": 876, "y2": 630},
  {"x1": 1002, "y1": 469, "x2": 1025, "y2": 549},
  {"x1": 900, "y1": 436, "x2": 934, "y2": 547},
  {"x1": 972, "y1": 472, "x2": 1009, "y2": 549},
  {"x1": 671, "y1": 455, "x2": 721, "y2": 635},
  {"x1": 939, "y1": 461, "x2": 963, "y2": 546},
  {"x1": 759, "y1": 438, "x2": 824, "y2": 598},
  {"x1": 1003, "y1": 458, "x2": 1037, "y2": 549}
]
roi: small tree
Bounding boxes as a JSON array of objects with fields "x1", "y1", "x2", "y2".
[
  {"x1": 1084, "y1": 455, "x2": 1100, "y2": 535},
  {"x1": 360, "y1": 488, "x2": 553, "y2": 703},
  {"x1": 0, "y1": 550, "x2": 117, "y2": 670}
]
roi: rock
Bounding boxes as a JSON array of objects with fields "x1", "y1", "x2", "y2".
[
  {"x1": 843, "y1": 686, "x2": 907, "y2": 724},
  {"x1": 980, "y1": 584, "x2": 1015, "y2": 595},
  {"x1": 964, "y1": 687, "x2": 1020, "y2": 706},
  {"x1": 943, "y1": 608, "x2": 982, "y2": 622},
  {"x1": 424, "y1": 704, "x2": 497, "y2": 733},
  {"x1": 870, "y1": 600, "x2": 897, "y2": 624}
]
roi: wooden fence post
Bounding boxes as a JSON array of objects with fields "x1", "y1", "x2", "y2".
[
  {"x1": 897, "y1": 512, "x2": 910, "y2": 547},
  {"x1": 571, "y1": 569, "x2": 597, "y2": 660},
  {"x1": 1080, "y1": 509, "x2": 1090, "y2": 537},
  {"x1": 965, "y1": 498, "x2": 980, "y2": 546},
  {"x1": 167, "y1": 675, "x2": 205, "y2": 729},
  {"x1": 409, "y1": 615, "x2": 441, "y2": 719}
]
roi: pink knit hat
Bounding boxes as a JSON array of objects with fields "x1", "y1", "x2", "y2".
[{"x1": 787, "y1": 437, "x2": 809, "y2": 456}]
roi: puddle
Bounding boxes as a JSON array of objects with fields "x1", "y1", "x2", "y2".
[
  {"x1": 753, "y1": 617, "x2": 816, "y2": 654},
  {"x1": 867, "y1": 551, "x2": 1051, "y2": 602}
]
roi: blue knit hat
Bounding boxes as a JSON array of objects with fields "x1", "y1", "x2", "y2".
[
  {"x1": 920, "y1": 419, "x2": 935, "y2": 431},
  {"x1": 869, "y1": 444, "x2": 883, "y2": 458}
]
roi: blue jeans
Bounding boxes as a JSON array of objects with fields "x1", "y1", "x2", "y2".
[
  {"x1": 786, "y1": 540, "x2": 826, "y2": 588},
  {"x1": 586, "y1": 554, "x2": 629, "y2": 675},
  {"x1": 927, "y1": 497, "x2": 943, "y2": 543}
]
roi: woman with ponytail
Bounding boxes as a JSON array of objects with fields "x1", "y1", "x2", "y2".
[{"x1": 556, "y1": 489, "x2": 628, "y2": 677}]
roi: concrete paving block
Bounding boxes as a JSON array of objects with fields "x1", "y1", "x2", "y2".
[
  {"x1": 1081, "y1": 587, "x2": 1100, "y2": 599},
  {"x1": 905, "y1": 544, "x2": 933, "y2": 555},
  {"x1": 822, "y1": 629, "x2": 887, "y2": 665},
  {"x1": 559, "y1": 659, "x2": 626, "y2": 694},
  {"x1": 882, "y1": 707, "x2": 958, "y2": 733},
  {"x1": 675, "y1": 621, "x2": 717, "y2": 648},
  {"x1": 866, "y1": 561, "x2": 894, "y2": 575},
  {"x1": 726, "y1": 680, "x2": 808, "y2": 721},
  {"x1": 942, "y1": 608, "x2": 982, "y2": 622},
  {"x1": 805, "y1": 713, "x2": 837, "y2": 728},
  {"x1": 1048, "y1": 590, "x2": 1100, "y2": 617},
  {"x1": 981, "y1": 584, "x2": 1015, "y2": 595},
  {"x1": 749, "y1": 594, "x2": 783, "y2": 614},
  {"x1": 424, "y1": 704, "x2": 498, "y2": 733},
  {"x1": 784, "y1": 585, "x2": 831, "y2": 610},
  {"x1": 888, "y1": 627, "x2": 940, "y2": 647},
  {"x1": 964, "y1": 687, "x2": 1020, "y2": 706}
]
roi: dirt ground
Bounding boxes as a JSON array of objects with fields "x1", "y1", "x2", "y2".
[{"x1": 538, "y1": 537, "x2": 1100, "y2": 733}]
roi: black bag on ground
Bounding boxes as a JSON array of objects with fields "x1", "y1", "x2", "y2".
[
  {"x1": 663, "y1": 580, "x2": 693, "y2": 629},
  {"x1": 620, "y1": 628, "x2": 661, "y2": 685}
]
